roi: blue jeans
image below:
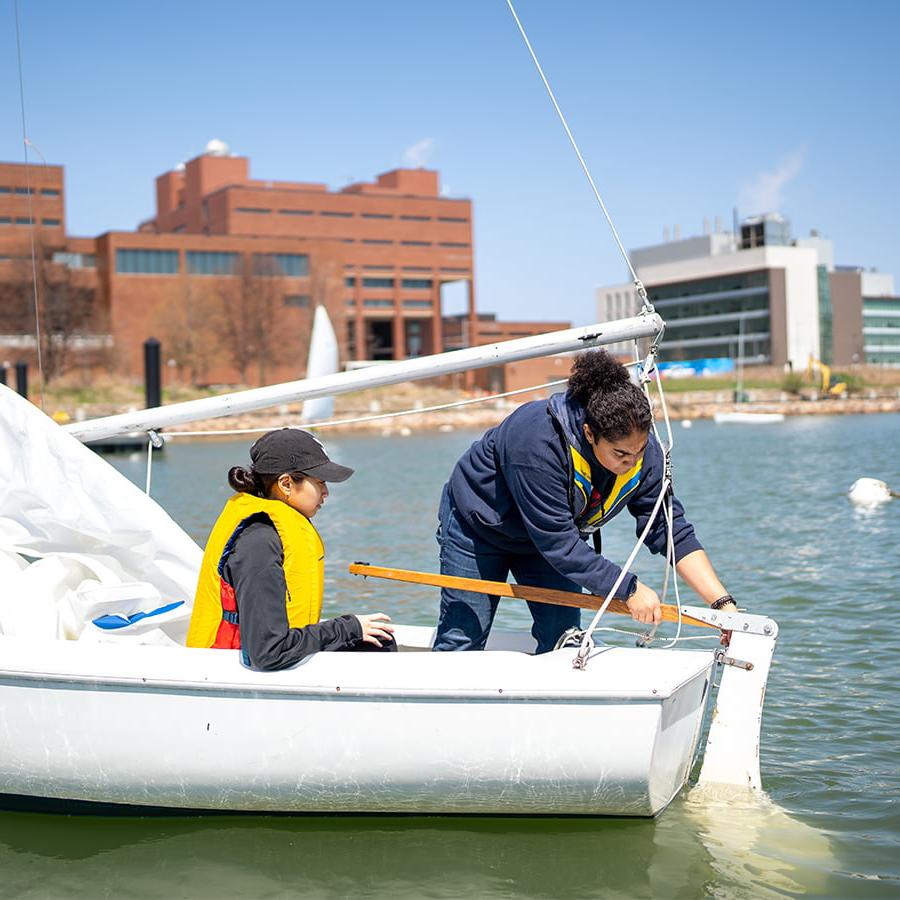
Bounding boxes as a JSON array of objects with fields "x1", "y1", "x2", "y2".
[{"x1": 432, "y1": 485, "x2": 581, "y2": 653}]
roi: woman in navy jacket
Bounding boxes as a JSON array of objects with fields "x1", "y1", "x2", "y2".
[{"x1": 433, "y1": 350, "x2": 734, "y2": 653}]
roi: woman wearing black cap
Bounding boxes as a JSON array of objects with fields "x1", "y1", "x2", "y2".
[
  {"x1": 187, "y1": 428, "x2": 395, "y2": 670},
  {"x1": 433, "y1": 349, "x2": 733, "y2": 653}
]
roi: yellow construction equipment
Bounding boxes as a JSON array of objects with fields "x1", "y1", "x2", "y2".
[{"x1": 806, "y1": 356, "x2": 847, "y2": 396}]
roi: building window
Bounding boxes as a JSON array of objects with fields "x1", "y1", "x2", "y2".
[
  {"x1": 346, "y1": 298, "x2": 356, "y2": 307},
  {"x1": 41, "y1": 188, "x2": 60, "y2": 196},
  {"x1": 363, "y1": 265, "x2": 392, "y2": 270},
  {"x1": 402, "y1": 266, "x2": 430, "y2": 272},
  {"x1": 401, "y1": 240, "x2": 431, "y2": 247},
  {"x1": 253, "y1": 252, "x2": 309, "y2": 277},
  {"x1": 235, "y1": 207, "x2": 271, "y2": 214},
  {"x1": 362, "y1": 277, "x2": 394, "y2": 288},
  {"x1": 343, "y1": 238, "x2": 356, "y2": 243},
  {"x1": 402, "y1": 300, "x2": 433, "y2": 308},
  {"x1": 362, "y1": 213, "x2": 393, "y2": 219},
  {"x1": 116, "y1": 248, "x2": 179, "y2": 275},
  {"x1": 441, "y1": 267, "x2": 469, "y2": 273},
  {"x1": 400, "y1": 215, "x2": 431, "y2": 221},
  {"x1": 284, "y1": 294, "x2": 311, "y2": 308},
  {"x1": 15, "y1": 217, "x2": 32, "y2": 225},
  {"x1": 320, "y1": 210, "x2": 353, "y2": 218},
  {"x1": 14, "y1": 187, "x2": 32, "y2": 195},
  {"x1": 438, "y1": 216, "x2": 468, "y2": 223},
  {"x1": 0, "y1": 217, "x2": 11, "y2": 225},
  {"x1": 362, "y1": 239, "x2": 392, "y2": 245},
  {"x1": 186, "y1": 251, "x2": 239, "y2": 275},
  {"x1": 0, "y1": 187, "x2": 9, "y2": 193},
  {"x1": 42, "y1": 218, "x2": 61, "y2": 227},
  {"x1": 279, "y1": 208, "x2": 313, "y2": 216},
  {"x1": 52, "y1": 251, "x2": 96, "y2": 269},
  {"x1": 439, "y1": 242, "x2": 470, "y2": 248},
  {"x1": 345, "y1": 276, "x2": 356, "y2": 287},
  {"x1": 402, "y1": 278, "x2": 432, "y2": 290},
  {"x1": 363, "y1": 299, "x2": 393, "y2": 307}
]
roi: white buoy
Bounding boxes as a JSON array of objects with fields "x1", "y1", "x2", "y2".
[
  {"x1": 681, "y1": 419, "x2": 693, "y2": 429},
  {"x1": 848, "y1": 478, "x2": 896, "y2": 507}
]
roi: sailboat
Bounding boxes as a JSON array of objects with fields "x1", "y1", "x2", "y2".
[
  {"x1": 0, "y1": 0, "x2": 781, "y2": 817},
  {"x1": 300, "y1": 305, "x2": 340, "y2": 424},
  {"x1": 713, "y1": 314, "x2": 785, "y2": 424},
  {"x1": 0, "y1": 315, "x2": 779, "y2": 816}
]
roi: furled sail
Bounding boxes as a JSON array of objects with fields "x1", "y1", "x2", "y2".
[{"x1": 301, "y1": 305, "x2": 340, "y2": 423}]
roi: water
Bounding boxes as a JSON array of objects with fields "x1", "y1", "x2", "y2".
[{"x1": 2, "y1": 414, "x2": 898, "y2": 898}]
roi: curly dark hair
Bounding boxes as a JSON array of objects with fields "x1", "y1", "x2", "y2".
[{"x1": 567, "y1": 350, "x2": 651, "y2": 441}]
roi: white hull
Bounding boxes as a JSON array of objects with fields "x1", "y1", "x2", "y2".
[
  {"x1": 0, "y1": 628, "x2": 713, "y2": 817},
  {"x1": 713, "y1": 412, "x2": 785, "y2": 424}
]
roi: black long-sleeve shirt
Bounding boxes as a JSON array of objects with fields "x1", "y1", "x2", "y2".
[{"x1": 222, "y1": 516, "x2": 363, "y2": 671}]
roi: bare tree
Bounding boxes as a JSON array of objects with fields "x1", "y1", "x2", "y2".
[
  {"x1": 0, "y1": 239, "x2": 101, "y2": 382},
  {"x1": 152, "y1": 280, "x2": 219, "y2": 386},
  {"x1": 213, "y1": 254, "x2": 288, "y2": 385}
]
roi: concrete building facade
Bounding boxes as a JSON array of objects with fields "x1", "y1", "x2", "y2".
[{"x1": 597, "y1": 215, "x2": 896, "y2": 369}]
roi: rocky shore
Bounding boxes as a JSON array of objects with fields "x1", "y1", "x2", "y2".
[{"x1": 160, "y1": 389, "x2": 900, "y2": 439}]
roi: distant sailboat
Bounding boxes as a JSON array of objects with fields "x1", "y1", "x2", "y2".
[
  {"x1": 714, "y1": 314, "x2": 784, "y2": 424},
  {"x1": 300, "y1": 305, "x2": 339, "y2": 423}
]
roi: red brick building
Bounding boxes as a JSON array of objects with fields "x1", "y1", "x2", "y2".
[
  {"x1": 443, "y1": 312, "x2": 573, "y2": 395},
  {"x1": 2, "y1": 149, "x2": 476, "y2": 384},
  {"x1": 144, "y1": 147, "x2": 476, "y2": 369},
  {"x1": 2, "y1": 150, "x2": 565, "y2": 391}
]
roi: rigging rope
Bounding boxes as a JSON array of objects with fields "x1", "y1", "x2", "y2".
[
  {"x1": 505, "y1": 0, "x2": 654, "y2": 314},
  {"x1": 158, "y1": 377, "x2": 573, "y2": 439},
  {"x1": 13, "y1": 0, "x2": 45, "y2": 410},
  {"x1": 502, "y1": 5, "x2": 692, "y2": 662}
]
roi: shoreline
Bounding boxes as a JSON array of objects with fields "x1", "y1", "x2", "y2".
[{"x1": 159, "y1": 394, "x2": 900, "y2": 439}]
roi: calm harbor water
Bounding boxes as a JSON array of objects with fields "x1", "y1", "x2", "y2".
[{"x1": 1, "y1": 412, "x2": 898, "y2": 898}]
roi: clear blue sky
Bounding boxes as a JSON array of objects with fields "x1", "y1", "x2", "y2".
[{"x1": 2, "y1": 0, "x2": 898, "y2": 325}]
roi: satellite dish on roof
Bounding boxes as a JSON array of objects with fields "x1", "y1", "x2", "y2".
[{"x1": 205, "y1": 138, "x2": 230, "y2": 157}]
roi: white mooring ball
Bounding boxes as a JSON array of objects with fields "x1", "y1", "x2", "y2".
[{"x1": 848, "y1": 478, "x2": 894, "y2": 507}]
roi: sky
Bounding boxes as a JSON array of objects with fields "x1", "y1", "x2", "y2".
[{"x1": 2, "y1": 0, "x2": 898, "y2": 325}]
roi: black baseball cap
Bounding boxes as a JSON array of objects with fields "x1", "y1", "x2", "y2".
[{"x1": 250, "y1": 428, "x2": 354, "y2": 482}]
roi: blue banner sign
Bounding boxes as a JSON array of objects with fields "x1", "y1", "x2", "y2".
[{"x1": 656, "y1": 357, "x2": 735, "y2": 378}]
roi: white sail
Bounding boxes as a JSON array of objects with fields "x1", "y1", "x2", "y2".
[{"x1": 301, "y1": 305, "x2": 340, "y2": 423}]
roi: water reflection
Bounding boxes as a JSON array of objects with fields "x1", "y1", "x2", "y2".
[{"x1": 0, "y1": 791, "x2": 855, "y2": 900}]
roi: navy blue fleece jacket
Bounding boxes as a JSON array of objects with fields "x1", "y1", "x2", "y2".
[{"x1": 447, "y1": 392, "x2": 702, "y2": 599}]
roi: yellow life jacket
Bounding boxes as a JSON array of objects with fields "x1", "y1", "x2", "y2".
[
  {"x1": 186, "y1": 493, "x2": 324, "y2": 649},
  {"x1": 569, "y1": 444, "x2": 643, "y2": 534}
]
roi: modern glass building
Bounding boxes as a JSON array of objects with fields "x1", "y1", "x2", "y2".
[
  {"x1": 646, "y1": 271, "x2": 772, "y2": 363},
  {"x1": 863, "y1": 296, "x2": 900, "y2": 365},
  {"x1": 817, "y1": 265, "x2": 833, "y2": 365},
  {"x1": 596, "y1": 216, "x2": 868, "y2": 370}
]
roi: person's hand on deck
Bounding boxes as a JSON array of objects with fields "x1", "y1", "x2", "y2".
[{"x1": 355, "y1": 612, "x2": 395, "y2": 647}]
